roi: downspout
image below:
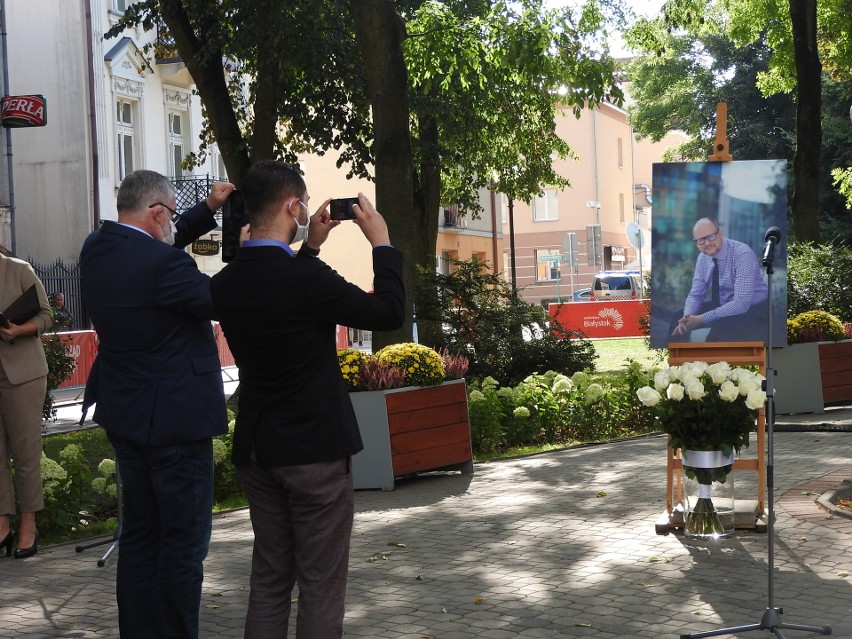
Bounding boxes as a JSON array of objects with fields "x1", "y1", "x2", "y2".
[
  {"x1": 591, "y1": 107, "x2": 600, "y2": 225},
  {"x1": 84, "y1": 0, "x2": 100, "y2": 227},
  {"x1": 0, "y1": 0, "x2": 16, "y2": 253}
]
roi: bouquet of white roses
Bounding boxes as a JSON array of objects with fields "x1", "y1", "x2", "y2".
[
  {"x1": 636, "y1": 361, "x2": 766, "y2": 536},
  {"x1": 636, "y1": 361, "x2": 765, "y2": 455}
]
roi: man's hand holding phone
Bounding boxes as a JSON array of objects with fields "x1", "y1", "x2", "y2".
[{"x1": 351, "y1": 194, "x2": 391, "y2": 247}]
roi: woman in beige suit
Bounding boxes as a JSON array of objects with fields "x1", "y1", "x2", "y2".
[{"x1": 0, "y1": 252, "x2": 53, "y2": 559}]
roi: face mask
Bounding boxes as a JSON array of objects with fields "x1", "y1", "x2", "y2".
[
  {"x1": 162, "y1": 217, "x2": 177, "y2": 246},
  {"x1": 289, "y1": 200, "x2": 310, "y2": 245}
]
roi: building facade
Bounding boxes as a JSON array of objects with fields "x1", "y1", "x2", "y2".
[{"x1": 502, "y1": 102, "x2": 687, "y2": 306}]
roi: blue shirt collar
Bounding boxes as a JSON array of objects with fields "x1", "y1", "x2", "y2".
[{"x1": 242, "y1": 239, "x2": 293, "y2": 255}]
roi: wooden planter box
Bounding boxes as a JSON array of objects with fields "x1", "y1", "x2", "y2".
[
  {"x1": 773, "y1": 340, "x2": 852, "y2": 414},
  {"x1": 350, "y1": 379, "x2": 473, "y2": 490}
]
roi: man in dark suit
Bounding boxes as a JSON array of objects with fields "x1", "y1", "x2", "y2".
[
  {"x1": 80, "y1": 170, "x2": 234, "y2": 639},
  {"x1": 210, "y1": 161, "x2": 404, "y2": 638}
]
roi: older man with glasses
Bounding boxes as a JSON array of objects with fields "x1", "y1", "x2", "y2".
[
  {"x1": 671, "y1": 217, "x2": 768, "y2": 342},
  {"x1": 80, "y1": 169, "x2": 235, "y2": 639}
]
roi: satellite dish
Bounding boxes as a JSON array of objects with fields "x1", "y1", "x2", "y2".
[{"x1": 626, "y1": 222, "x2": 644, "y2": 250}]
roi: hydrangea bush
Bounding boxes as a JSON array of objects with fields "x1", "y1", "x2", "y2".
[{"x1": 466, "y1": 362, "x2": 658, "y2": 454}]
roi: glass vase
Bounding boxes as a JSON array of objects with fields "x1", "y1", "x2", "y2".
[{"x1": 681, "y1": 449, "x2": 735, "y2": 539}]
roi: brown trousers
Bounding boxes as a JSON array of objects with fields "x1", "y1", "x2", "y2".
[
  {"x1": 237, "y1": 456, "x2": 354, "y2": 639},
  {"x1": 0, "y1": 361, "x2": 46, "y2": 515}
]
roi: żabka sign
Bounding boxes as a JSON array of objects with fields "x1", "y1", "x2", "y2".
[
  {"x1": 548, "y1": 300, "x2": 646, "y2": 339},
  {"x1": 1, "y1": 94, "x2": 47, "y2": 128}
]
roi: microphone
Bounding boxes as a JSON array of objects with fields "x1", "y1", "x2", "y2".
[{"x1": 762, "y1": 226, "x2": 781, "y2": 266}]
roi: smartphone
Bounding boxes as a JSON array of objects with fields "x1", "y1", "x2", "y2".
[
  {"x1": 329, "y1": 197, "x2": 358, "y2": 220},
  {"x1": 222, "y1": 190, "x2": 248, "y2": 263},
  {"x1": 0, "y1": 311, "x2": 6, "y2": 328}
]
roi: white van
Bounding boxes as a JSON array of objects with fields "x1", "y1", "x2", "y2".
[{"x1": 590, "y1": 271, "x2": 643, "y2": 301}]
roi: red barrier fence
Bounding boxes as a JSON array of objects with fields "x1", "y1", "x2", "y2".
[
  {"x1": 548, "y1": 300, "x2": 647, "y2": 339},
  {"x1": 56, "y1": 323, "x2": 236, "y2": 389}
]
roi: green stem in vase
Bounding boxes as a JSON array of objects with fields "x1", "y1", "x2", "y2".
[{"x1": 684, "y1": 494, "x2": 727, "y2": 537}]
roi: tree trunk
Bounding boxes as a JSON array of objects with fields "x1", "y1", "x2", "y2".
[
  {"x1": 414, "y1": 108, "x2": 443, "y2": 349},
  {"x1": 158, "y1": 0, "x2": 251, "y2": 185},
  {"x1": 351, "y1": 0, "x2": 416, "y2": 349},
  {"x1": 789, "y1": 0, "x2": 822, "y2": 243}
]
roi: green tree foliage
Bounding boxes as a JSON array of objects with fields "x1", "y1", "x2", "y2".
[
  {"x1": 109, "y1": 0, "x2": 625, "y2": 347},
  {"x1": 787, "y1": 241, "x2": 852, "y2": 322},
  {"x1": 625, "y1": 0, "x2": 852, "y2": 244},
  {"x1": 414, "y1": 257, "x2": 596, "y2": 386},
  {"x1": 625, "y1": 28, "x2": 796, "y2": 162}
]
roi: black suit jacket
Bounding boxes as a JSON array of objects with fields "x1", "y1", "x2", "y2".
[
  {"x1": 80, "y1": 202, "x2": 228, "y2": 445},
  {"x1": 210, "y1": 244, "x2": 405, "y2": 467}
]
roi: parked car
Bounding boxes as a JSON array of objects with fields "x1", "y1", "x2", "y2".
[
  {"x1": 590, "y1": 271, "x2": 643, "y2": 301},
  {"x1": 572, "y1": 288, "x2": 592, "y2": 302}
]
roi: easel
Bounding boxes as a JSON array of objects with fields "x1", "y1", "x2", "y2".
[{"x1": 655, "y1": 104, "x2": 767, "y2": 534}]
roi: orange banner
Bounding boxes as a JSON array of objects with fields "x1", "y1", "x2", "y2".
[
  {"x1": 57, "y1": 331, "x2": 99, "y2": 389},
  {"x1": 57, "y1": 325, "x2": 238, "y2": 389},
  {"x1": 549, "y1": 300, "x2": 647, "y2": 339}
]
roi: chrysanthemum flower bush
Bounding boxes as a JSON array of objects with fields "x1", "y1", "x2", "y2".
[
  {"x1": 337, "y1": 343, "x2": 465, "y2": 392},
  {"x1": 635, "y1": 361, "x2": 765, "y2": 456},
  {"x1": 466, "y1": 361, "x2": 659, "y2": 455},
  {"x1": 375, "y1": 343, "x2": 446, "y2": 387}
]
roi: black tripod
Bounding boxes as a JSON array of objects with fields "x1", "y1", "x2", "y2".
[
  {"x1": 681, "y1": 228, "x2": 831, "y2": 638},
  {"x1": 75, "y1": 463, "x2": 122, "y2": 567}
]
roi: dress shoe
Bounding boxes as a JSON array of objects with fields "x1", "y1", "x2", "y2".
[
  {"x1": 0, "y1": 531, "x2": 12, "y2": 557},
  {"x1": 14, "y1": 530, "x2": 38, "y2": 559}
]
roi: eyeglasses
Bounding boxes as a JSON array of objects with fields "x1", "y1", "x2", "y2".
[
  {"x1": 149, "y1": 202, "x2": 182, "y2": 224},
  {"x1": 694, "y1": 231, "x2": 719, "y2": 246}
]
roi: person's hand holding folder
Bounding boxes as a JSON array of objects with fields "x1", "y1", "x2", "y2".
[{"x1": 0, "y1": 285, "x2": 40, "y2": 344}]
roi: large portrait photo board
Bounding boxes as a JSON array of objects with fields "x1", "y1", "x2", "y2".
[{"x1": 649, "y1": 160, "x2": 787, "y2": 348}]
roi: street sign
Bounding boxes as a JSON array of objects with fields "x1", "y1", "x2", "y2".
[
  {"x1": 540, "y1": 254, "x2": 562, "y2": 262},
  {"x1": 562, "y1": 232, "x2": 579, "y2": 267}
]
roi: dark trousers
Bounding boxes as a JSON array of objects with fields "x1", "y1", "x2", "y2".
[
  {"x1": 108, "y1": 433, "x2": 214, "y2": 639},
  {"x1": 237, "y1": 457, "x2": 354, "y2": 639},
  {"x1": 670, "y1": 302, "x2": 768, "y2": 343}
]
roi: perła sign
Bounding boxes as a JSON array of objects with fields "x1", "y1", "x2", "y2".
[{"x1": 1, "y1": 95, "x2": 47, "y2": 128}]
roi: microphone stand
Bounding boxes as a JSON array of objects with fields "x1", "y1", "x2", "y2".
[{"x1": 681, "y1": 235, "x2": 831, "y2": 639}]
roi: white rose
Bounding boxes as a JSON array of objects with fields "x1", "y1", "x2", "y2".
[
  {"x1": 653, "y1": 370, "x2": 670, "y2": 392},
  {"x1": 729, "y1": 367, "x2": 752, "y2": 383},
  {"x1": 718, "y1": 380, "x2": 739, "y2": 402},
  {"x1": 746, "y1": 389, "x2": 767, "y2": 410},
  {"x1": 667, "y1": 383, "x2": 685, "y2": 401},
  {"x1": 637, "y1": 386, "x2": 662, "y2": 407},
  {"x1": 686, "y1": 380, "x2": 706, "y2": 400},
  {"x1": 679, "y1": 372, "x2": 699, "y2": 389},
  {"x1": 707, "y1": 361, "x2": 732, "y2": 385},
  {"x1": 683, "y1": 361, "x2": 708, "y2": 377},
  {"x1": 667, "y1": 365, "x2": 681, "y2": 381},
  {"x1": 738, "y1": 377, "x2": 760, "y2": 396}
]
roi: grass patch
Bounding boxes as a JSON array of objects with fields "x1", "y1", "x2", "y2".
[{"x1": 592, "y1": 337, "x2": 665, "y2": 372}]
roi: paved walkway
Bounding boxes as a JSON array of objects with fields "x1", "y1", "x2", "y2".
[{"x1": 1, "y1": 425, "x2": 850, "y2": 638}]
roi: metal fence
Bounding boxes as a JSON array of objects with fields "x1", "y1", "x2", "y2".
[
  {"x1": 27, "y1": 257, "x2": 87, "y2": 331},
  {"x1": 173, "y1": 175, "x2": 222, "y2": 225}
]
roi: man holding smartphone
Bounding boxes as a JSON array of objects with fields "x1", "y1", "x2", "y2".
[{"x1": 210, "y1": 161, "x2": 404, "y2": 638}]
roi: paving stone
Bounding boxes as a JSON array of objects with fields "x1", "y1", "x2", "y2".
[{"x1": 2, "y1": 431, "x2": 851, "y2": 637}]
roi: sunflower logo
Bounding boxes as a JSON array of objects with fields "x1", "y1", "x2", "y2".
[{"x1": 598, "y1": 307, "x2": 624, "y2": 330}]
